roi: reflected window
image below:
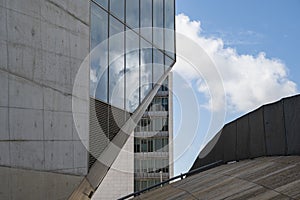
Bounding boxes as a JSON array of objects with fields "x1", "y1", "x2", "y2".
[
  {"x1": 109, "y1": 16, "x2": 125, "y2": 109},
  {"x1": 126, "y1": 0, "x2": 139, "y2": 29},
  {"x1": 153, "y1": 49, "x2": 164, "y2": 84},
  {"x1": 140, "y1": 0, "x2": 152, "y2": 41},
  {"x1": 153, "y1": 0, "x2": 164, "y2": 50},
  {"x1": 91, "y1": 3, "x2": 109, "y2": 102},
  {"x1": 110, "y1": 0, "x2": 124, "y2": 21},
  {"x1": 125, "y1": 29, "x2": 140, "y2": 112},
  {"x1": 140, "y1": 40, "x2": 153, "y2": 101},
  {"x1": 164, "y1": 0, "x2": 175, "y2": 59}
]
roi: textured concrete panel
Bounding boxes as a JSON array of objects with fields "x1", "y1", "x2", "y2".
[
  {"x1": 6, "y1": 0, "x2": 41, "y2": 18},
  {"x1": 44, "y1": 111, "x2": 73, "y2": 140},
  {"x1": 73, "y1": 112, "x2": 89, "y2": 141},
  {"x1": 263, "y1": 101, "x2": 286, "y2": 155},
  {"x1": 236, "y1": 115, "x2": 250, "y2": 160},
  {"x1": 43, "y1": 87, "x2": 72, "y2": 112},
  {"x1": 0, "y1": 142, "x2": 10, "y2": 166},
  {"x1": 7, "y1": 9, "x2": 41, "y2": 48},
  {"x1": 70, "y1": 33, "x2": 89, "y2": 60},
  {"x1": 0, "y1": 7, "x2": 7, "y2": 41},
  {"x1": 9, "y1": 75, "x2": 43, "y2": 109},
  {"x1": 223, "y1": 121, "x2": 237, "y2": 162},
  {"x1": 45, "y1": 141, "x2": 74, "y2": 171},
  {"x1": 42, "y1": 52, "x2": 72, "y2": 93},
  {"x1": 248, "y1": 107, "x2": 266, "y2": 158},
  {"x1": 10, "y1": 141, "x2": 45, "y2": 170},
  {"x1": 0, "y1": 108, "x2": 9, "y2": 140},
  {"x1": 8, "y1": 43, "x2": 42, "y2": 80},
  {"x1": 0, "y1": 71, "x2": 8, "y2": 106},
  {"x1": 283, "y1": 95, "x2": 300, "y2": 154},
  {"x1": 0, "y1": 41, "x2": 7, "y2": 69},
  {"x1": 10, "y1": 108, "x2": 43, "y2": 140},
  {"x1": 74, "y1": 141, "x2": 88, "y2": 175}
]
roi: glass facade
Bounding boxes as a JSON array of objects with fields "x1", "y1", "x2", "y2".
[{"x1": 90, "y1": 0, "x2": 175, "y2": 113}]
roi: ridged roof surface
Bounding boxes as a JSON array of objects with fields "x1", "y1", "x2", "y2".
[{"x1": 133, "y1": 156, "x2": 300, "y2": 200}]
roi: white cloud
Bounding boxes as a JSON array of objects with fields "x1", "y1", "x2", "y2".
[{"x1": 175, "y1": 13, "x2": 298, "y2": 114}]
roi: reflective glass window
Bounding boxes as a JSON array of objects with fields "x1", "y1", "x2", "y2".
[
  {"x1": 153, "y1": 48, "x2": 164, "y2": 84},
  {"x1": 164, "y1": 0, "x2": 175, "y2": 59},
  {"x1": 153, "y1": 0, "x2": 164, "y2": 50},
  {"x1": 125, "y1": 29, "x2": 140, "y2": 112},
  {"x1": 94, "y1": 0, "x2": 108, "y2": 9},
  {"x1": 140, "y1": 39, "x2": 153, "y2": 101},
  {"x1": 110, "y1": 0, "x2": 125, "y2": 21},
  {"x1": 126, "y1": 0, "x2": 139, "y2": 29},
  {"x1": 109, "y1": 16, "x2": 125, "y2": 109},
  {"x1": 140, "y1": 0, "x2": 152, "y2": 41},
  {"x1": 165, "y1": 55, "x2": 174, "y2": 72},
  {"x1": 91, "y1": 3, "x2": 109, "y2": 102}
]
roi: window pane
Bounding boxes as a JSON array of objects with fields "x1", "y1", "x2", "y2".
[
  {"x1": 153, "y1": 49, "x2": 164, "y2": 84},
  {"x1": 91, "y1": 3, "x2": 109, "y2": 102},
  {"x1": 140, "y1": 0, "x2": 152, "y2": 41},
  {"x1": 126, "y1": 0, "x2": 139, "y2": 29},
  {"x1": 125, "y1": 30, "x2": 140, "y2": 112},
  {"x1": 110, "y1": 0, "x2": 124, "y2": 21},
  {"x1": 165, "y1": 55, "x2": 174, "y2": 72},
  {"x1": 164, "y1": 0, "x2": 175, "y2": 59},
  {"x1": 153, "y1": 0, "x2": 164, "y2": 50},
  {"x1": 155, "y1": 139, "x2": 162, "y2": 152},
  {"x1": 95, "y1": 0, "x2": 108, "y2": 9},
  {"x1": 109, "y1": 16, "x2": 125, "y2": 109},
  {"x1": 140, "y1": 39, "x2": 153, "y2": 101},
  {"x1": 141, "y1": 139, "x2": 147, "y2": 152}
]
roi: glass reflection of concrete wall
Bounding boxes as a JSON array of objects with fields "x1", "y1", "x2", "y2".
[{"x1": 90, "y1": 0, "x2": 175, "y2": 113}]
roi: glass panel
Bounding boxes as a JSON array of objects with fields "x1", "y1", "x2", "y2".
[
  {"x1": 95, "y1": 0, "x2": 108, "y2": 9},
  {"x1": 110, "y1": 0, "x2": 125, "y2": 21},
  {"x1": 165, "y1": 55, "x2": 174, "y2": 72},
  {"x1": 153, "y1": 48, "x2": 164, "y2": 84},
  {"x1": 140, "y1": 0, "x2": 152, "y2": 41},
  {"x1": 125, "y1": 29, "x2": 140, "y2": 112},
  {"x1": 153, "y1": 0, "x2": 164, "y2": 50},
  {"x1": 164, "y1": 0, "x2": 175, "y2": 59},
  {"x1": 91, "y1": 3, "x2": 109, "y2": 102},
  {"x1": 126, "y1": 0, "x2": 139, "y2": 29},
  {"x1": 109, "y1": 16, "x2": 125, "y2": 109},
  {"x1": 155, "y1": 138, "x2": 162, "y2": 152},
  {"x1": 141, "y1": 139, "x2": 147, "y2": 152},
  {"x1": 140, "y1": 39, "x2": 153, "y2": 101}
]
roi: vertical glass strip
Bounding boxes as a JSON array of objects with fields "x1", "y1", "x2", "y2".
[
  {"x1": 140, "y1": 0, "x2": 152, "y2": 42},
  {"x1": 126, "y1": 0, "x2": 139, "y2": 29},
  {"x1": 110, "y1": 0, "x2": 125, "y2": 21},
  {"x1": 153, "y1": 0, "x2": 164, "y2": 50},
  {"x1": 140, "y1": 39, "x2": 153, "y2": 101}
]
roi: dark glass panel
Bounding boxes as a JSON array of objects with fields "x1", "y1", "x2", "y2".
[
  {"x1": 140, "y1": 0, "x2": 152, "y2": 41},
  {"x1": 91, "y1": 3, "x2": 109, "y2": 102},
  {"x1": 165, "y1": 54, "x2": 174, "y2": 72},
  {"x1": 153, "y1": 48, "x2": 164, "y2": 84},
  {"x1": 110, "y1": 0, "x2": 125, "y2": 21},
  {"x1": 153, "y1": 0, "x2": 164, "y2": 50},
  {"x1": 94, "y1": 0, "x2": 108, "y2": 10},
  {"x1": 126, "y1": 0, "x2": 139, "y2": 29},
  {"x1": 140, "y1": 39, "x2": 153, "y2": 101},
  {"x1": 125, "y1": 29, "x2": 140, "y2": 112},
  {"x1": 109, "y1": 16, "x2": 125, "y2": 109}
]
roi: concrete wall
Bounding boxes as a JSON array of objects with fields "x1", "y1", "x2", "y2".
[
  {"x1": 191, "y1": 94, "x2": 300, "y2": 170},
  {"x1": 0, "y1": 0, "x2": 90, "y2": 175}
]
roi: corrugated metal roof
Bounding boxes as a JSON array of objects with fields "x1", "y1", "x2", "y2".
[{"x1": 133, "y1": 156, "x2": 300, "y2": 200}]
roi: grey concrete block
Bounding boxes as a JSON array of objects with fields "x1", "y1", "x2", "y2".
[
  {"x1": 7, "y1": 9, "x2": 41, "y2": 48},
  {"x1": 66, "y1": 0, "x2": 90, "y2": 25},
  {"x1": 42, "y1": 52, "x2": 72, "y2": 94},
  {"x1": 0, "y1": 7, "x2": 7, "y2": 41},
  {"x1": 0, "y1": 41, "x2": 7, "y2": 69},
  {"x1": 9, "y1": 75, "x2": 43, "y2": 109},
  {"x1": 263, "y1": 101, "x2": 286, "y2": 156},
  {"x1": 283, "y1": 95, "x2": 300, "y2": 155},
  {"x1": 43, "y1": 87, "x2": 72, "y2": 112},
  {"x1": 0, "y1": 142, "x2": 10, "y2": 166},
  {"x1": 70, "y1": 32, "x2": 89, "y2": 60},
  {"x1": 44, "y1": 141, "x2": 73, "y2": 170},
  {"x1": 236, "y1": 115, "x2": 250, "y2": 160},
  {"x1": 223, "y1": 121, "x2": 237, "y2": 162},
  {"x1": 10, "y1": 108, "x2": 43, "y2": 140},
  {"x1": 0, "y1": 108, "x2": 9, "y2": 140},
  {"x1": 73, "y1": 113, "x2": 89, "y2": 141},
  {"x1": 248, "y1": 107, "x2": 266, "y2": 158},
  {"x1": 44, "y1": 111, "x2": 73, "y2": 140},
  {"x1": 74, "y1": 141, "x2": 88, "y2": 170},
  {"x1": 41, "y1": 21, "x2": 70, "y2": 56},
  {"x1": 6, "y1": 0, "x2": 41, "y2": 18},
  {"x1": 8, "y1": 43, "x2": 42, "y2": 80},
  {"x1": 10, "y1": 141, "x2": 45, "y2": 170},
  {"x1": 0, "y1": 71, "x2": 8, "y2": 106}
]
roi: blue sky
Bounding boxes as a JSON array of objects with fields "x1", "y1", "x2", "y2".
[{"x1": 173, "y1": 0, "x2": 300, "y2": 175}]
